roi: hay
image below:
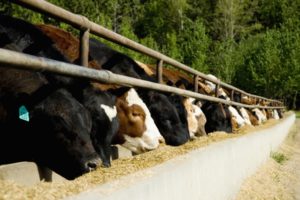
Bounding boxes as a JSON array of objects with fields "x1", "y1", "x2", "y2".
[
  {"x1": 0, "y1": 112, "x2": 292, "y2": 200},
  {"x1": 235, "y1": 113, "x2": 299, "y2": 200}
]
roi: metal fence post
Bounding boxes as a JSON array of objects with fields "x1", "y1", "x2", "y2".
[
  {"x1": 80, "y1": 29, "x2": 90, "y2": 67},
  {"x1": 157, "y1": 59, "x2": 163, "y2": 84},
  {"x1": 194, "y1": 75, "x2": 199, "y2": 93}
]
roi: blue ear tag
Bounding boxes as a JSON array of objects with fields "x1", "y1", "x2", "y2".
[{"x1": 19, "y1": 105, "x2": 30, "y2": 122}]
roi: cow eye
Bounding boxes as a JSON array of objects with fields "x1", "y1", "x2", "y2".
[{"x1": 132, "y1": 112, "x2": 140, "y2": 117}]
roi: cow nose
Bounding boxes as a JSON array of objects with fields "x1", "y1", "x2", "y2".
[
  {"x1": 85, "y1": 158, "x2": 101, "y2": 172},
  {"x1": 87, "y1": 161, "x2": 97, "y2": 169}
]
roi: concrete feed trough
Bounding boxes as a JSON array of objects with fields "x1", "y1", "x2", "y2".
[
  {"x1": 67, "y1": 113, "x2": 295, "y2": 200},
  {"x1": 0, "y1": 113, "x2": 295, "y2": 200}
]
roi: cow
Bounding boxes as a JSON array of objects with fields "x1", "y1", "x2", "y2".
[
  {"x1": 0, "y1": 81, "x2": 100, "y2": 180},
  {"x1": 81, "y1": 85, "x2": 162, "y2": 159},
  {"x1": 183, "y1": 98, "x2": 207, "y2": 138},
  {"x1": 200, "y1": 101, "x2": 232, "y2": 134},
  {"x1": 252, "y1": 108, "x2": 267, "y2": 124},
  {"x1": 266, "y1": 109, "x2": 280, "y2": 120},
  {"x1": 276, "y1": 109, "x2": 284, "y2": 118},
  {"x1": 80, "y1": 85, "x2": 119, "y2": 167},
  {"x1": 36, "y1": 24, "x2": 190, "y2": 146},
  {"x1": 228, "y1": 106, "x2": 246, "y2": 131},
  {"x1": 273, "y1": 109, "x2": 280, "y2": 119},
  {"x1": 0, "y1": 14, "x2": 109, "y2": 179},
  {"x1": 244, "y1": 109, "x2": 259, "y2": 126},
  {"x1": 218, "y1": 93, "x2": 246, "y2": 131},
  {"x1": 0, "y1": 14, "x2": 76, "y2": 87},
  {"x1": 137, "y1": 90, "x2": 190, "y2": 145},
  {"x1": 110, "y1": 87, "x2": 163, "y2": 153},
  {"x1": 238, "y1": 107, "x2": 252, "y2": 125}
]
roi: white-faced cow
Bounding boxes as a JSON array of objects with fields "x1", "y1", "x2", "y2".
[
  {"x1": 251, "y1": 108, "x2": 267, "y2": 124},
  {"x1": 183, "y1": 98, "x2": 207, "y2": 138},
  {"x1": 238, "y1": 107, "x2": 252, "y2": 125},
  {"x1": 109, "y1": 87, "x2": 163, "y2": 153}
]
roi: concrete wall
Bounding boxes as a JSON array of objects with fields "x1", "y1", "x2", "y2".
[
  {"x1": 0, "y1": 162, "x2": 65, "y2": 186},
  {"x1": 67, "y1": 114, "x2": 295, "y2": 200},
  {"x1": 0, "y1": 145, "x2": 131, "y2": 186}
]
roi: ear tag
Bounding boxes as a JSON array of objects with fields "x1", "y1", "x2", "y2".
[{"x1": 19, "y1": 105, "x2": 30, "y2": 122}]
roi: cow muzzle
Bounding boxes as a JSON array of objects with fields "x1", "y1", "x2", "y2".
[{"x1": 83, "y1": 157, "x2": 102, "y2": 172}]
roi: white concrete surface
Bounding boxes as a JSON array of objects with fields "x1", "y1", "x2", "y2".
[
  {"x1": 0, "y1": 145, "x2": 132, "y2": 186},
  {"x1": 66, "y1": 114, "x2": 295, "y2": 200},
  {"x1": 0, "y1": 162, "x2": 65, "y2": 186}
]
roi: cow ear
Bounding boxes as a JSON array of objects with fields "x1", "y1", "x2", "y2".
[{"x1": 116, "y1": 98, "x2": 128, "y2": 112}]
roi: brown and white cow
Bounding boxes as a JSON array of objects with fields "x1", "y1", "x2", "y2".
[
  {"x1": 183, "y1": 97, "x2": 207, "y2": 138},
  {"x1": 252, "y1": 108, "x2": 267, "y2": 124},
  {"x1": 238, "y1": 107, "x2": 252, "y2": 126},
  {"x1": 113, "y1": 88, "x2": 163, "y2": 154}
]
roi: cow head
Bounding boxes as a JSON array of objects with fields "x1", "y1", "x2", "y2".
[
  {"x1": 273, "y1": 109, "x2": 280, "y2": 119},
  {"x1": 202, "y1": 102, "x2": 232, "y2": 133},
  {"x1": 113, "y1": 88, "x2": 162, "y2": 154},
  {"x1": 183, "y1": 97, "x2": 206, "y2": 138},
  {"x1": 30, "y1": 89, "x2": 100, "y2": 180},
  {"x1": 238, "y1": 107, "x2": 252, "y2": 125},
  {"x1": 139, "y1": 90, "x2": 190, "y2": 146},
  {"x1": 82, "y1": 86, "x2": 119, "y2": 167},
  {"x1": 252, "y1": 108, "x2": 267, "y2": 124},
  {"x1": 228, "y1": 106, "x2": 245, "y2": 130},
  {"x1": 245, "y1": 108, "x2": 260, "y2": 126}
]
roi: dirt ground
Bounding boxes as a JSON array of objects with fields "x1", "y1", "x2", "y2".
[{"x1": 235, "y1": 118, "x2": 300, "y2": 200}]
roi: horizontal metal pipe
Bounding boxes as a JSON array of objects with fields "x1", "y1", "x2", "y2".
[
  {"x1": 0, "y1": 48, "x2": 284, "y2": 109},
  {"x1": 11, "y1": 0, "x2": 281, "y2": 104}
]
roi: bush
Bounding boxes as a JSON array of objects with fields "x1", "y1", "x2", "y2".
[{"x1": 270, "y1": 151, "x2": 288, "y2": 164}]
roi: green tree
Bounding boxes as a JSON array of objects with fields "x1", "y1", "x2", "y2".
[
  {"x1": 212, "y1": 0, "x2": 261, "y2": 41},
  {"x1": 178, "y1": 19, "x2": 210, "y2": 72}
]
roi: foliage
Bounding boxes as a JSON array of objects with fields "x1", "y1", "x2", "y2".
[
  {"x1": 295, "y1": 111, "x2": 300, "y2": 119},
  {"x1": 1, "y1": 0, "x2": 300, "y2": 109},
  {"x1": 270, "y1": 152, "x2": 288, "y2": 164}
]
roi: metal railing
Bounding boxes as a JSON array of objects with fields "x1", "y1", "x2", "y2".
[
  {"x1": 0, "y1": 49, "x2": 284, "y2": 109},
  {"x1": 5, "y1": 0, "x2": 284, "y2": 108}
]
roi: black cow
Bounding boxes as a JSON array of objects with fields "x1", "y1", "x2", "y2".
[
  {"x1": 201, "y1": 101, "x2": 232, "y2": 133},
  {"x1": 88, "y1": 38, "x2": 153, "y2": 81},
  {"x1": 0, "y1": 14, "x2": 121, "y2": 167},
  {"x1": 138, "y1": 90, "x2": 190, "y2": 145},
  {"x1": 0, "y1": 85, "x2": 100, "y2": 180},
  {"x1": 0, "y1": 14, "x2": 75, "y2": 87},
  {"x1": 0, "y1": 15, "x2": 119, "y2": 179},
  {"x1": 81, "y1": 86, "x2": 119, "y2": 167}
]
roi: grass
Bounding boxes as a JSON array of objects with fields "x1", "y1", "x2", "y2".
[
  {"x1": 270, "y1": 151, "x2": 288, "y2": 164},
  {"x1": 295, "y1": 111, "x2": 300, "y2": 118}
]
